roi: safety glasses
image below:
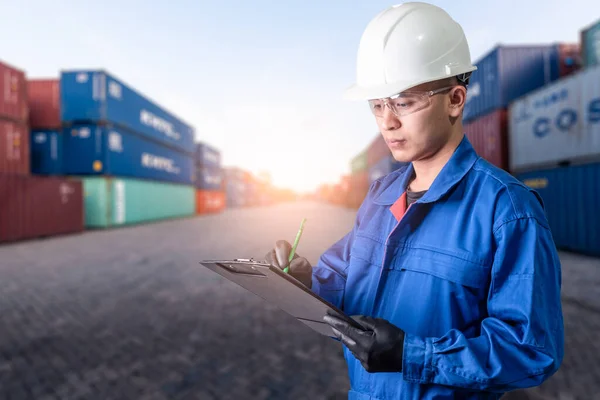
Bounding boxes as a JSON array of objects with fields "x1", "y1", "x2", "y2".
[{"x1": 368, "y1": 85, "x2": 455, "y2": 118}]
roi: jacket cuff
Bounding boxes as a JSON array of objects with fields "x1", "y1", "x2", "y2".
[{"x1": 402, "y1": 333, "x2": 434, "y2": 384}]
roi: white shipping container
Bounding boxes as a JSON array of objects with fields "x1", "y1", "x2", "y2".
[{"x1": 508, "y1": 64, "x2": 600, "y2": 172}]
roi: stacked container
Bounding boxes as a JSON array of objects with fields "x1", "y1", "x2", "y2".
[
  {"x1": 224, "y1": 167, "x2": 248, "y2": 208},
  {"x1": 581, "y1": 18, "x2": 600, "y2": 68},
  {"x1": 194, "y1": 142, "x2": 225, "y2": 215},
  {"x1": 1, "y1": 61, "x2": 84, "y2": 244},
  {"x1": 348, "y1": 148, "x2": 370, "y2": 209},
  {"x1": 463, "y1": 44, "x2": 580, "y2": 171},
  {"x1": 510, "y1": 62, "x2": 600, "y2": 256},
  {"x1": 53, "y1": 69, "x2": 196, "y2": 228}
]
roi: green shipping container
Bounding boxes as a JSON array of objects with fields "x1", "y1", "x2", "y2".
[
  {"x1": 351, "y1": 150, "x2": 368, "y2": 174},
  {"x1": 582, "y1": 18, "x2": 600, "y2": 68},
  {"x1": 76, "y1": 177, "x2": 195, "y2": 228}
]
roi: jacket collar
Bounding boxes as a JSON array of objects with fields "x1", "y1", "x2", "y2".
[{"x1": 373, "y1": 134, "x2": 479, "y2": 206}]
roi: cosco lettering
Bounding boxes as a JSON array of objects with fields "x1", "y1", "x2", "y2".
[{"x1": 532, "y1": 97, "x2": 600, "y2": 137}]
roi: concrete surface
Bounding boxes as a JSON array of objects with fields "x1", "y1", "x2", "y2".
[{"x1": 0, "y1": 201, "x2": 598, "y2": 399}]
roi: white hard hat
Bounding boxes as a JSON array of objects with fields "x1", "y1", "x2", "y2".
[{"x1": 344, "y1": 2, "x2": 477, "y2": 101}]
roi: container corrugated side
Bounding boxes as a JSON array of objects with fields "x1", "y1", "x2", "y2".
[
  {"x1": 195, "y1": 165, "x2": 223, "y2": 190},
  {"x1": 366, "y1": 134, "x2": 390, "y2": 167},
  {"x1": 0, "y1": 174, "x2": 84, "y2": 243},
  {"x1": 516, "y1": 163, "x2": 600, "y2": 257},
  {"x1": 60, "y1": 70, "x2": 195, "y2": 154},
  {"x1": 31, "y1": 130, "x2": 63, "y2": 175},
  {"x1": 464, "y1": 109, "x2": 508, "y2": 171},
  {"x1": 225, "y1": 178, "x2": 247, "y2": 208},
  {"x1": 582, "y1": 18, "x2": 600, "y2": 68},
  {"x1": 0, "y1": 61, "x2": 27, "y2": 122},
  {"x1": 351, "y1": 149, "x2": 368, "y2": 174},
  {"x1": 464, "y1": 45, "x2": 564, "y2": 123},
  {"x1": 79, "y1": 176, "x2": 194, "y2": 228},
  {"x1": 195, "y1": 143, "x2": 221, "y2": 167},
  {"x1": 368, "y1": 155, "x2": 408, "y2": 183},
  {"x1": 196, "y1": 190, "x2": 226, "y2": 214},
  {"x1": 27, "y1": 79, "x2": 61, "y2": 129},
  {"x1": 508, "y1": 64, "x2": 600, "y2": 172},
  {"x1": 62, "y1": 124, "x2": 194, "y2": 185},
  {"x1": 0, "y1": 119, "x2": 30, "y2": 175}
]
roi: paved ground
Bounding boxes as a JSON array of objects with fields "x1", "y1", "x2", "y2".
[{"x1": 0, "y1": 200, "x2": 598, "y2": 399}]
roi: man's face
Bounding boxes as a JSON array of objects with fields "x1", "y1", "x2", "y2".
[{"x1": 371, "y1": 81, "x2": 465, "y2": 163}]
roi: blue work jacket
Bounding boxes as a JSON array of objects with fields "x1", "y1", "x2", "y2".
[{"x1": 311, "y1": 135, "x2": 564, "y2": 399}]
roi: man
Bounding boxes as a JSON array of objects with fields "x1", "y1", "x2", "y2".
[{"x1": 265, "y1": 2, "x2": 564, "y2": 399}]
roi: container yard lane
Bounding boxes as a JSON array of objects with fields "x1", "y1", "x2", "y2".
[{"x1": 0, "y1": 201, "x2": 599, "y2": 400}]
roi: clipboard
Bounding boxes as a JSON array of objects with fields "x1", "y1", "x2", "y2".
[{"x1": 198, "y1": 258, "x2": 366, "y2": 337}]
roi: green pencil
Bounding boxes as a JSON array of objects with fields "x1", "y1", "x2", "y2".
[{"x1": 283, "y1": 218, "x2": 307, "y2": 274}]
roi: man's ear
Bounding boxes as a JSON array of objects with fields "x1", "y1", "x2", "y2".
[{"x1": 449, "y1": 86, "x2": 467, "y2": 118}]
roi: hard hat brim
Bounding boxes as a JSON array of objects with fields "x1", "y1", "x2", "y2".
[{"x1": 343, "y1": 66, "x2": 478, "y2": 101}]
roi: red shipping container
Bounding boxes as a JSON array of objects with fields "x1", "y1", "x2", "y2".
[
  {"x1": 464, "y1": 109, "x2": 508, "y2": 171},
  {"x1": 196, "y1": 190, "x2": 226, "y2": 214},
  {"x1": 347, "y1": 171, "x2": 370, "y2": 209},
  {"x1": 558, "y1": 43, "x2": 582, "y2": 78},
  {"x1": 0, "y1": 61, "x2": 28, "y2": 122},
  {"x1": 0, "y1": 119, "x2": 30, "y2": 175},
  {"x1": 0, "y1": 175, "x2": 84, "y2": 244},
  {"x1": 27, "y1": 79, "x2": 61, "y2": 129},
  {"x1": 367, "y1": 133, "x2": 390, "y2": 167}
]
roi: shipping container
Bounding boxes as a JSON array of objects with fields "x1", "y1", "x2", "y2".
[
  {"x1": 195, "y1": 165, "x2": 223, "y2": 190},
  {"x1": 31, "y1": 130, "x2": 63, "y2": 175},
  {"x1": 60, "y1": 70, "x2": 195, "y2": 154},
  {"x1": 508, "y1": 64, "x2": 600, "y2": 173},
  {"x1": 0, "y1": 174, "x2": 84, "y2": 244},
  {"x1": 226, "y1": 179, "x2": 247, "y2": 208},
  {"x1": 368, "y1": 155, "x2": 408, "y2": 183},
  {"x1": 367, "y1": 134, "x2": 390, "y2": 167},
  {"x1": 27, "y1": 79, "x2": 61, "y2": 129},
  {"x1": 79, "y1": 176, "x2": 194, "y2": 228},
  {"x1": 516, "y1": 163, "x2": 600, "y2": 257},
  {"x1": 347, "y1": 171, "x2": 370, "y2": 209},
  {"x1": 196, "y1": 190, "x2": 226, "y2": 214},
  {"x1": 195, "y1": 142, "x2": 221, "y2": 168},
  {"x1": 464, "y1": 109, "x2": 509, "y2": 171},
  {"x1": 581, "y1": 18, "x2": 600, "y2": 68},
  {"x1": 464, "y1": 44, "x2": 575, "y2": 123},
  {"x1": 0, "y1": 61, "x2": 27, "y2": 122},
  {"x1": 62, "y1": 124, "x2": 194, "y2": 185},
  {"x1": 351, "y1": 149, "x2": 368, "y2": 174},
  {"x1": 0, "y1": 119, "x2": 29, "y2": 175},
  {"x1": 557, "y1": 44, "x2": 582, "y2": 77}
]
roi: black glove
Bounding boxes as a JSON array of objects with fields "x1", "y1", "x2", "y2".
[
  {"x1": 265, "y1": 240, "x2": 313, "y2": 288},
  {"x1": 323, "y1": 309, "x2": 405, "y2": 373}
]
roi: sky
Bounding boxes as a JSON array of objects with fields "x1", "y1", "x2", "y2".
[{"x1": 1, "y1": 0, "x2": 599, "y2": 192}]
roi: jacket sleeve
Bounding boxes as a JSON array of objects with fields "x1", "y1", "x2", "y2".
[
  {"x1": 401, "y1": 216, "x2": 564, "y2": 392},
  {"x1": 310, "y1": 228, "x2": 354, "y2": 309},
  {"x1": 310, "y1": 180, "x2": 378, "y2": 309}
]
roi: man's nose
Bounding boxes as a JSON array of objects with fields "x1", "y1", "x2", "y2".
[{"x1": 380, "y1": 104, "x2": 401, "y2": 131}]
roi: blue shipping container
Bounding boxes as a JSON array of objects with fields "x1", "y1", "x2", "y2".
[
  {"x1": 195, "y1": 143, "x2": 221, "y2": 167},
  {"x1": 464, "y1": 45, "x2": 562, "y2": 123},
  {"x1": 195, "y1": 166, "x2": 223, "y2": 190},
  {"x1": 516, "y1": 162, "x2": 600, "y2": 257},
  {"x1": 30, "y1": 130, "x2": 63, "y2": 175},
  {"x1": 226, "y1": 179, "x2": 247, "y2": 207},
  {"x1": 60, "y1": 70, "x2": 195, "y2": 154},
  {"x1": 582, "y1": 19, "x2": 600, "y2": 68},
  {"x1": 368, "y1": 155, "x2": 408, "y2": 183},
  {"x1": 63, "y1": 124, "x2": 194, "y2": 185}
]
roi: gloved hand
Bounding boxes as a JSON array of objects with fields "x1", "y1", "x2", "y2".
[
  {"x1": 265, "y1": 240, "x2": 313, "y2": 288},
  {"x1": 323, "y1": 309, "x2": 405, "y2": 373}
]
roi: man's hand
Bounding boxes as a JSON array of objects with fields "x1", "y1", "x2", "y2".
[
  {"x1": 323, "y1": 309, "x2": 405, "y2": 373},
  {"x1": 265, "y1": 240, "x2": 313, "y2": 288}
]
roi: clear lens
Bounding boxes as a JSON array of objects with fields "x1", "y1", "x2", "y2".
[{"x1": 368, "y1": 86, "x2": 455, "y2": 118}]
